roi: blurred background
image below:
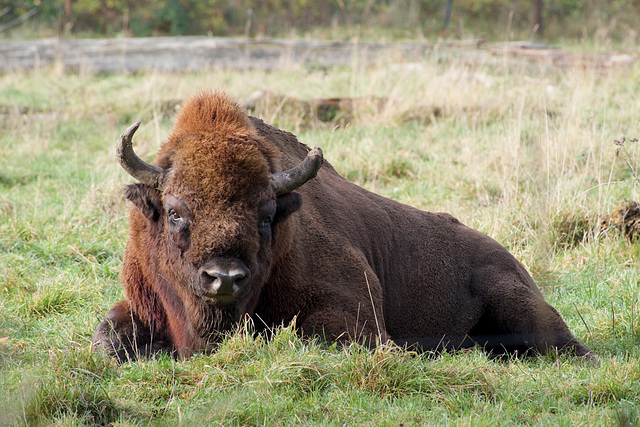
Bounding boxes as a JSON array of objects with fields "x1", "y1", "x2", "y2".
[{"x1": 1, "y1": 0, "x2": 639, "y2": 47}]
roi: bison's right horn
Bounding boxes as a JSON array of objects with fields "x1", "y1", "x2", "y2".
[
  {"x1": 116, "y1": 122, "x2": 169, "y2": 190},
  {"x1": 270, "y1": 147, "x2": 323, "y2": 196}
]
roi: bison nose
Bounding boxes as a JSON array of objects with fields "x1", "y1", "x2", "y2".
[{"x1": 199, "y1": 259, "x2": 251, "y2": 299}]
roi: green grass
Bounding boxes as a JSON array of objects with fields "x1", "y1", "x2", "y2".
[{"x1": 1, "y1": 48, "x2": 640, "y2": 425}]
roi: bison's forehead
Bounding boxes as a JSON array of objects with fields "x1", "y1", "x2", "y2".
[
  {"x1": 164, "y1": 133, "x2": 273, "y2": 205},
  {"x1": 190, "y1": 203, "x2": 261, "y2": 262}
]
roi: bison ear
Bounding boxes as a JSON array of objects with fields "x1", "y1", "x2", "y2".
[
  {"x1": 274, "y1": 192, "x2": 303, "y2": 223},
  {"x1": 124, "y1": 184, "x2": 163, "y2": 221}
]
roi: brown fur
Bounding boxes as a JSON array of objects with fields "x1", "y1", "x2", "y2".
[{"x1": 93, "y1": 91, "x2": 592, "y2": 361}]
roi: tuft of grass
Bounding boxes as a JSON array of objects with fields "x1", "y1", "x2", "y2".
[
  {"x1": 24, "y1": 286, "x2": 77, "y2": 318},
  {"x1": 613, "y1": 401, "x2": 640, "y2": 427},
  {"x1": 18, "y1": 349, "x2": 121, "y2": 426},
  {"x1": 550, "y1": 210, "x2": 597, "y2": 249}
]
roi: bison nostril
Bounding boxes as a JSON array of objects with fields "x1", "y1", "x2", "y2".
[
  {"x1": 199, "y1": 261, "x2": 250, "y2": 297},
  {"x1": 201, "y1": 270, "x2": 246, "y2": 289}
]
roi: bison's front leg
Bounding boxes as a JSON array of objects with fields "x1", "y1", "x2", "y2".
[
  {"x1": 299, "y1": 305, "x2": 390, "y2": 348},
  {"x1": 297, "y1": 267, "x2": 391, "y2": 348},
  {"x1": 92, "y1": 300, "x2": 174, "y2": 362}
]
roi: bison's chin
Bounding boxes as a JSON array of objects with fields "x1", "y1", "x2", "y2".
[
  {"x1": 202, "y1": 294, "x2": 241, "y2": 307},
  {"x1": 196, "y1": 299, "x2": 247, "y2": 342}
]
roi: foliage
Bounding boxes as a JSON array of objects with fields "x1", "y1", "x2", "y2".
[{"x1": 3, "y1": 0, "x2": 640, "y2": 43}]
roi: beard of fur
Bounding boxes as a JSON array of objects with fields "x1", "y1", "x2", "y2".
[{"x1": 194, "y1": 301, "x2": 242, "y2": 345}]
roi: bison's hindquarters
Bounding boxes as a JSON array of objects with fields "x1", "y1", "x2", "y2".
[
  {"x1": 470, "y1": 276, "x2": 593, "y2": 358},
  {"x1": 463, "y1": 243, "x2": 593, "y2": 358}
]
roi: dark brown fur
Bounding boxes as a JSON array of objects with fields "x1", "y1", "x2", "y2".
[{"x1": 93, "y1": 91, "x2": 592, "y2": 361}]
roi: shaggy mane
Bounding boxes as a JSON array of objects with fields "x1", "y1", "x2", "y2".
[
  {"x1": 169, "y1": 91, "x2": 254, "y2": 138},
  {"x1": 157, "y1": 91, "x2": 279, "y2": 173}
]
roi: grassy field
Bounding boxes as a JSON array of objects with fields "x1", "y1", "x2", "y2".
[{"x1": 1, "y1": 48, "x2": 640, "y2": 425}]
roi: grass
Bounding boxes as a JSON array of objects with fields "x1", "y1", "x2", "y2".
[{"x1": 1, "y1": 45, "x2": 640, "y2": 425}]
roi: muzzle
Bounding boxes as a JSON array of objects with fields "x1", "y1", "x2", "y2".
[{"x1": 198, "y1": 257, "x2": 251, "y2": 303}]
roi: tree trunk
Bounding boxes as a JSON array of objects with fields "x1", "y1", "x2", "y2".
[
  {"x1": 64, "y1": 0, "x2": 73, "y2": 33},
  {"x1": 533, "y1": 0, "x2": 543, "y2": 36},
  {"x1": 443, "y1": 0, "x2": 453, "y2": 29}
]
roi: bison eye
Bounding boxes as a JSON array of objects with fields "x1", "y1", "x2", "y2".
[
  {"x1": 259, "y1": 214, "x2": 274, "y2": 227},
  {"x1": 164, "y1": 196, "x2": 192, "y2": 234},
  {"x1": 168, "y1": 209, "x2": 183, "y2": 224},
  {"x1": 258, "y1": 199, "x2": 277, "y2": 233}
]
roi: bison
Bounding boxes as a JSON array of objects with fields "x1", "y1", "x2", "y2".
[{"x1": 93, "y1": 91, "x2": 592, "y2": 361}]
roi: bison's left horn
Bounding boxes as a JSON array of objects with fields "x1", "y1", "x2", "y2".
[
  {"x1": 270, "y1": 147, "x2": 323, "y2": 195},
  {"x1": 116, "y1": 122, "x2": 169, "y2": 190}
]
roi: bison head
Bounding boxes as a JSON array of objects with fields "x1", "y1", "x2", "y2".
[{"x1": 116, "y1": 94, "x2": 322, "y2": 350}]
